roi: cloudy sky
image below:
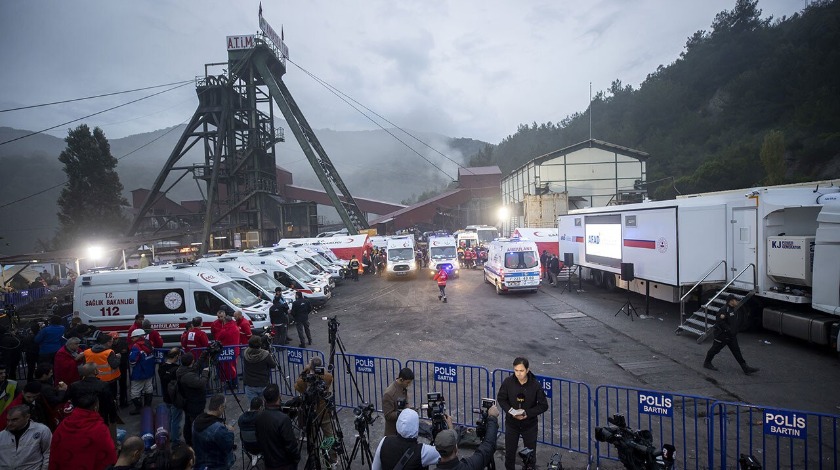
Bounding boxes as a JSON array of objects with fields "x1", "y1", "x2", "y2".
[{"x1": 0, "y1": 0, "x2": 807, "y2": 145}]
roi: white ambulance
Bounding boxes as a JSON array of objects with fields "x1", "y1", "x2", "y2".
[
  {"x1": 74, "y1": 264, "x2": 273, "y2": 343},
  {"x1": 386, "y1": 235, "x2": 417, "y2": 278},
  {"x1": 239, "y1": 252, "x2": 332, "y2": 307},
  {"x1": 195, "y1": 256, "x2": 297, "y2": 304},
  {"x1": 427, "y1": 235, "x2": 459, "y2": 277},
  {"x1": 483, "y1": 237, "x2": 541, "y2": 294},
  {"x1": 279, "y1": 246, "x2": 344, "y2": 283}
]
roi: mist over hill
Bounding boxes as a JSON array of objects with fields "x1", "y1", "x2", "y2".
[{"x1": 0, "y1": 124, "x2": 485, "y2": 255}]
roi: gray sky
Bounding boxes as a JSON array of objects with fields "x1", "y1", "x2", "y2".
[{"x1": 0, "y1": 0, "x2": 807, "y2": 145}]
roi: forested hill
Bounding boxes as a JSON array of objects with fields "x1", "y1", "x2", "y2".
[{"x1": 470, "y1": 0, "x2": 840, "y2": 200}]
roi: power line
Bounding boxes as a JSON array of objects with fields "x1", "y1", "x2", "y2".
[
  {"x1": 0, "y1": 117, "x2": 191, "y2": 210},
  {"x1": 284, "y1": 57, "x2": 465, "y2": 181},
  {"x1": 0, "y1": 80, "x2": 193, "y2": 113},
  {"x1": 0, "y1": 81, "x2": 192, "y2": 147}
]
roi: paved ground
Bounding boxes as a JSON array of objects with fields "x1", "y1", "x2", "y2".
[{"x1": 120, "y1": 267, "x2": 839, "y2": 469}]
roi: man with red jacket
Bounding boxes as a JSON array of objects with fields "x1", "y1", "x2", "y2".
[
  {"x1": 53, "y1": 337, "x2": 82, "y2": 387},
  {"x1": 215, "y1": 313, "x2": 241, "y2": 389},
  {"x1": 434, "y1": 267, "x2": 449, "y2": 303},
  {"x1": 49, "y1": 393, "x2": 117, "y2": 470},
  {"x1": 209, "y1": 310, "x2": 225, "y2": 340},
  {"x1": 233, "y1": 310, "x2": 252, "y2": 345},
  {"x1": 181, "y1": 317, "x2": 209, "y2": 353},
  {"x1": 141, "y1": 320, "x2": 164, "y2": 348},
  {"x1": 126, "y1": 314, "x2": 144, "y2": 338}
]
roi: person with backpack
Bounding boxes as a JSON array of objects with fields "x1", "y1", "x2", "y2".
[
  {"x1": 127, "y1": 329, "x2": 155, "y2": 416},
  {"x1": 158, "y1": 347, "x2": 183, "y2": 443}
]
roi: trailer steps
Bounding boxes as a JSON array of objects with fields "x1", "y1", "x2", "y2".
[{"x1": 676, "y1": 287, "x2": 755, "y2": 341}]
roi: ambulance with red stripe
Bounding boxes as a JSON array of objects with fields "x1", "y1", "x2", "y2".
[
  {"x1": 483, "y1": 237, "x2": 541, "y2": 294},
  {"x1": 239, "y1": 251, "x2": 332, "y2": 307},
  {"x1": 73, "y1": 264, "x2": 272, "y2": 344}
]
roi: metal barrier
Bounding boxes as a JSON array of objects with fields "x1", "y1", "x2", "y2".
[
  {"x1": 709, "y1": 401, "x2": 839, "y2": 470},
  {"x1": 271, "y1": 346, "x2": 325, "y2": 398},
  {"x1": 492, "y1": 369, "x2": 592, "y2": 457},
  {"x1": 1, "y1": 287, "x2": 51, "y2": 308},
  {"x1": 330, "y1": 353, "x2": 401, "y2": 411},
  {"x1": 595, "y1": 385, "x2": 714, "y2": 470},
  {"x1": 405, "y1": 359, "x2": 491, "y2": 427}
]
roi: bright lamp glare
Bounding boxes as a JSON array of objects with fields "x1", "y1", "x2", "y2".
[
  {"x1": 87, "y1": 246, "x2": 104, "y2": 260},
  {"x1": 497, "y1": 207, "x2": 509, "y2": 220}
]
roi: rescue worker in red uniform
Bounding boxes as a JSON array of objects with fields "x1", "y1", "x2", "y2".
[
  {"x1": 181, "y1": 317, "x2": 210, "y2": 354},
  {"x1": 434, "y1": 267, "x2": 449, "y2": 303},
  {"x1": 215, "y1": 313, "x2": 240, "y2": 389}
]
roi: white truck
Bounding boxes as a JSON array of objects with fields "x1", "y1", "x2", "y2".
[
  {"x1": 483, "y1": 237, "x2": 541, "y2": 294},
  {"x1": 385, "y1": 235, "x2": 418, "y2": 278},
  {"x1": 73, "y1": 264, "x2": 273, "y2": 343},
  {"x1": 558, "y1": 181, "x2": 840, "y2": 350},
  {"x1": 427, "y1": 235, "x2": 459, "y2": 278}
]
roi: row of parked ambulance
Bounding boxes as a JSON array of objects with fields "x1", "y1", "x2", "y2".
[{"x1": 72, "y1": 243, "x2": 353, "y2": 345}]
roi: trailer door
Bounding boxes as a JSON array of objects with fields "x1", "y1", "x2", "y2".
[{"x1": 731, "y1": 207, "x2": 757, "y2": 289}]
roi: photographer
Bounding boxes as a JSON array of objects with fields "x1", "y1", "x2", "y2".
[
  {"x1": 382, "y1": 367, "x2": 414, "y2": 437},
  {"x1": 175, "y1": 352, "x2": 210, "y2": 446},
  {"x1": 434, "y1": 405, "x2": 500, "y2": 470},
  {"x1": 243, "y1": 335, "x2": 277, "y2": 402},
  {"x1": 255, "y1": 384, "x2": 300, "y2": 470},
  {"x1": 373, "y1": 408, "x2": 440, "y2": 470},
  {"x1": 192, "y1": 394, "x2": 236, "y2": 470},
  {"x1": 496, "y1": 357, "x2": 548, "y2": 470},
  {"x1": 294, "y1": 357, "x2": 336, "y2": 462}
]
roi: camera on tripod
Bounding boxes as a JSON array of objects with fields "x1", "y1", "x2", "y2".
[
  {"x1": 518, "y1": 447, "x2": 536, "y2": 470},
  {"x1": 472, "y1": 398, "x2": 495, "y2": 439},
  {"x1": 421, "y1": 392, "x2": 448, "y2": 439},
  {"x1": 353, "y1": 402, "x2": 376, "y2": 431},
  {"x1": 595, "y1": 414, "x2": 676, "y2": 470}
]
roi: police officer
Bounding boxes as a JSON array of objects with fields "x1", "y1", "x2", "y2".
[
  {"x1": 703, "y1": 294, "x2": 760, "y2": 375},
  {"x1": 269, "y1": 287, "x2": 291, "y2": 347}
]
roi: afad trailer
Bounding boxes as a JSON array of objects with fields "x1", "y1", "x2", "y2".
[{"x1": 557, "y1": 180, "x2": 840, "y2": 351}]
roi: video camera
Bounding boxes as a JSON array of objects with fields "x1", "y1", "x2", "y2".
[
  {"x1": 595, "y1": 414, "x2": 676, "y2": 470},
  {"x1": 422, "y1": 392, "x2": 448, "y2": 440},
  {"x1": 472, "y1": 398, "x2": 495, "y2": 439},
  {"x1": 353, "y1": 402, "x2": 376, "y2": 432},
  {"x1": 396, "y1": 398, "x2": 407, "y2": 411},
  {"x1": 518, "y1": 447, "x2": 536, "y2": 470},
  {"x1": 301, "y1": 366, "x2": 329, "y2": 400}
]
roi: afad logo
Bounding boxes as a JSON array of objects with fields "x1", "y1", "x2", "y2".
[
  {"x1": 198, "y1": 272, "x2": 220, "y2": 284},
  {"x1": 239, "y1": 265, "x2": 255, "y2": 274}
]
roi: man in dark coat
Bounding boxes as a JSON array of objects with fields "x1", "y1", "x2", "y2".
[
  {"x1": 255, "y1": 384, "x2": 300, "y2": 469},
  {"x1": 704, "y1": 294, "x2": 760, "y2": 375},
  {"x1": 496, "y1": 357, "x2": 549, "y2": 470},
  {"x1": 290, "y1": 292, "x2": 312, "y2": 348},
  {"x1": 175, "y1": 352, "x2": 209, "y2": 445}
]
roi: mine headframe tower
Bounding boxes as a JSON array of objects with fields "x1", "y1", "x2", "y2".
[{"x1": 126, "y1": 35, "x2": 368, "y2": 252}]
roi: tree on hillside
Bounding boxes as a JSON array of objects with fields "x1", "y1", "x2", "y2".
[
  {"x1": 760, "y1": 130, "x2": 786, "y2": 185},
  {"x1": 55, "y1": 124, "x2": 127, "y2": 249}
]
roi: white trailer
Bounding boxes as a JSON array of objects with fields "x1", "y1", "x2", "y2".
[{"x1": 558, "y1": 181, "x2": 840, "y2": 349}]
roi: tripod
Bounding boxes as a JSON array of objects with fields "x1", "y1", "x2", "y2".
[
  {"x1": 201, "y1": 346, "x2": 245, "y2": 413},
  {"x1": 299, "y1": 388, "x2": 348, "y2": 470},
  {"x1": 615, "y1": 290, "x2": 639, "y2": 321},
  {"x1": 327, "y1": 316, "x2": 375, "y2": 469}
]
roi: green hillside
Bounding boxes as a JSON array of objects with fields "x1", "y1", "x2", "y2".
[{"x1": 471, "y1": 0, "x2": 840, "y2": 199}]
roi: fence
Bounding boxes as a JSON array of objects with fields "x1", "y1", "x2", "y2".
[
  {"x1": 330, "y1": 353, "x2": 401, "y2": 411},
  {"x1": 1, "y1": 287, "x2": 51, "y2": 309},
  {"x1": 709, "y1": 401, "x2": 839, "y2": 469},
  {"x1": 493, "y1": 368, "x2": 592, "y2": 457},
  {"x1": 405, "y1": 359, "x2": 492, "y2": 427},
  {"x1": 594, "y1": 385, "x2": 715, "y2": 470}
]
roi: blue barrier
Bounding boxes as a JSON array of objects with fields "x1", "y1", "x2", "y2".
[
  {"x1": 330, "y1": 353, "x2": 401, "y2": 411},
  {"x1": 405, "y1": 359, "x2": 491, "y2": 427},
  {"x1": 271, "y1": 346, "x2": 326, "y2": 398},
  {"x1": 1, "y1": 287, "x2": 51, "y2": 308},
  {"x1": 709, "y1": 401, "x2": 839, "y2": 470},
  {"x1": 595, "y1": 385, "x2": 714, "y2": 470},
  {"x1": 493, "y1": 369, "x2": 592, "y2": 457}
]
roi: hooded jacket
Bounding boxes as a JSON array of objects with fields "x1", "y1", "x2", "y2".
[
  {"x1": 53, "y1": 346, "x2": 80, "y2": 387},
  {"x1": 192, "y1": 412, "x2": 235, "y2": 470},
  {"x1": 496, "y1": 371, "x2": 549, "y2": 429},
  {"x1": 34, "y1": 325, "x2": 65, "y2": 355},
  {"x1": 372, "y1": 409, "x2": 440, "y2": 470},
  {"x1": 48, "y1": 407, "x2": 116, "y2": 470},
  {"x1": 176, "y1": 365, "x2": 208, "y2": 416},
  {"x1": 242, "y1": 346, "x2": 277, "y2": 388},
  {"x1": 128, "y1": 339, "x2": 156, "y2": 381}
]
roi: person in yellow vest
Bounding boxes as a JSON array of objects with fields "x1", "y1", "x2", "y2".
[
  {"x1": 83, "y1": 333, "x2": 122, "y2": 401},
  {"x1": 0, "y1": 365, "x2": 18, "y2": 415}
]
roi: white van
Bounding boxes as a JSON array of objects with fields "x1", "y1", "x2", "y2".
[
  {"x1": 427, "y1": 235, "x2": 459, "y2": 277},
  {"x1": 74, "y1": 264, "x2": 272, "y2": 343},
  {"x1": 273, "y1": 249, "x2": 336, "y2": 289},
  {"x1": 483, "y1": 238, "x2": 541, "y2": 294},
  {"x1": 456, "y1": 231, "x2": 480, "y2": 249},
  {"x1": 195, "y1": 256, "x2": 297, "y2": 304},
  {"x1": 386, "y1": 235, "x2": 417, "y2": 278},
  {"x1": 240, "y1": 252, "x2": 332, "y2": 307},
  {"x1": 281, "y1": 246, "x2": 344, "y2": 283}
]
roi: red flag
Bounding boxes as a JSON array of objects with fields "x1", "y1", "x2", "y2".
[{"x1": 258, "y1": 2, "x2": 262, "y2": 17}]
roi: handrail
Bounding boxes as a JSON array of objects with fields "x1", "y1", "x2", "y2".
[
  {"x1": 680, "y1": 259, "x2": 727, "y2": 303},
  {"x1": 679, "y1": 259, "x2": 726, "y2": 323},
  {"x1": 703, "y1": 263, "x2": 757, "y2": 310}
]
